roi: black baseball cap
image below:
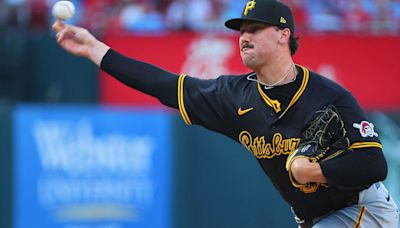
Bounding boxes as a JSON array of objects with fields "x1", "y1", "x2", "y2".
[{"x1": 225, "y1": 0, "x2": 295, "y2": 33}]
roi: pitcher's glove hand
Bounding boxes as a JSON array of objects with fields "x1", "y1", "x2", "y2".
[{"x1": 285, "y1": 105, "x2": 351, "y2": 193}]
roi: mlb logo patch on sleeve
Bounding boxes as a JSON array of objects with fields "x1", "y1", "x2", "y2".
[{"x1": 353, "y1": 121, "x2": 378, "y2": 137}]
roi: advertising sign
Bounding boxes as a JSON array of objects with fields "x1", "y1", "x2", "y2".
[
  {"x1": 13, "y1": 105, "x2": 172, "y2": 228},
  {"x1": 100, "y1": 34, "x2": 400, "y2": 110}
]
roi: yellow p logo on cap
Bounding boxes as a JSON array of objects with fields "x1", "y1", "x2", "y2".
[{"x1": 244, "y1": 0, "x2": 256, "y2": 16}]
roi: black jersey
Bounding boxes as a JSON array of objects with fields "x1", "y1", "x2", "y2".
[
  {"x1": 177, "y1": 65, "x2": 385, "y2": 220},
  {"x1": 101, "y1": 49, "x2": 387, "y2": 221}
]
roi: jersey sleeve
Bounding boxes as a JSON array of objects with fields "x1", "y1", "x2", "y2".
[
  {"x1": 100, "y1": 50, "x2": 236, "y2": 136},
  {"x1": 177, "y1": 74, "x2": 235, "y2": 136},
  {"x1": 334, "y1": 90, "x2": 381, "y2": 148},
  {"x1": 100, "y1": 49, "x2": 180, "y2": 108},
  {"x1": 319, "y1": 90, "x2": 387, "y2": 188}
]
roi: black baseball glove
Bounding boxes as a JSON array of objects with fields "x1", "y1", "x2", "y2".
[{"x1": 285, "y1": 105, "x2": 351, "y2": 193}]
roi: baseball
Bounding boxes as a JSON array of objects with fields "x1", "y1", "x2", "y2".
[{"x1": 52, "y1": 1, "x2": 75, "y2": 20}]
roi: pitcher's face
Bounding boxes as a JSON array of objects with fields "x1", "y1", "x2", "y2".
[{"x1": 239, "y1": 22, "x2": 282, "y2": 69}]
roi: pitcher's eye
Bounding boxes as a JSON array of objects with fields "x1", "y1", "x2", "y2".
[{"x1": 240, "y1": 26, "x2": 258, "y2": 34}]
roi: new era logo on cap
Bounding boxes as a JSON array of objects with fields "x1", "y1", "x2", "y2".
[{"x1": 280, "y1": 17, "x2": 287, "y2": 24}]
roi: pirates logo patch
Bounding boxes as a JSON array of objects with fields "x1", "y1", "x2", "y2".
[{"x1": 353, "y1": 121, "x2": 378, "y2": 138}]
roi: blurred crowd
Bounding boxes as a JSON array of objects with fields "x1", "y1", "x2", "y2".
[{"x1": 0, "y1": 0, "x2": 399, "y2": 36}]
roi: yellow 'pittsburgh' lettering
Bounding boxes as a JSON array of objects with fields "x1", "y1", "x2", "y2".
[
  {"x1": 239, "y1": 131, "x2": 300, "y2": 159},
  {"x1": 244, "y1": 0, "x2": 256, "y2": 16}
]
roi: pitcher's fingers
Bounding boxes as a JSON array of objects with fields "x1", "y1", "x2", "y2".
[
  {"x1": 56, "y1": 25, "x2": 80, "y2": 42},
  {"x1": 56, "y1": 29, "x2": 66, "y2": 43},
  {"x1": 52, "y1": 20, "x2": 66, "y2": 32}
]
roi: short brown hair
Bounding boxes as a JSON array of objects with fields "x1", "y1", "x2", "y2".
[{"x1": 290, "y1": 34, "x2": 299, "y2": 56}]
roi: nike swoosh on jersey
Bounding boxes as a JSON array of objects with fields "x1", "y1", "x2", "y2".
[{"x1": 238, "y1": 107, "x2": 254, "y2": 116}]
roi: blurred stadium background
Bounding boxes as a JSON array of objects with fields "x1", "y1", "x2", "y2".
[{"x1": 0, "y1": 0, "x2": 399, "y2": 227}]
